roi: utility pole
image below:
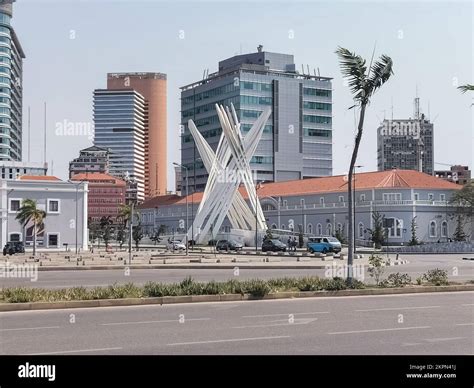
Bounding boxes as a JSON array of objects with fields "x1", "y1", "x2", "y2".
[{"x1": 173, "y1": 163, "x2": 189, "y2": 256}]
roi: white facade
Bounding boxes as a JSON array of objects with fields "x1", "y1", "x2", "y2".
[{"x1": 0, "y1": 178, "x2": 88, "y2": 251}]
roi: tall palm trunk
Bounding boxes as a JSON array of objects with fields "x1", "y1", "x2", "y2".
[
  {"x1": 347, "y1": 104, "x2": 366, "y2": 283},
  {"x1": 32, "y1": 222, "x2": 37, "y2": 257}
]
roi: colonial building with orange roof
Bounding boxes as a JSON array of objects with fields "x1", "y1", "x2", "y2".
[{"x1": 138, "y1": 169, "x2": 467, "y2": 246}]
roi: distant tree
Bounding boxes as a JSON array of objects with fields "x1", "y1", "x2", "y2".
[
  {"x1": 408, "y1": 216, "x2": 419, "y2": 246},
  {"x1": 150, "y1": 224, "x2": 166, "y2": 245},
  {"x1": 297, "y1": 225, "x2": 304, "y2": 248},
  {"x1": 133, "y1": 222, "x2": 144, "y2": 250},
  {"x1": 15, "y1": 199, "x2": 46, "y2": 257},
  {"x1": 367, "y1": 211, "x2": 386, "y2": 249},
  {"x1": 264, "y1": 228, "x2": 273, "y2": 241},
  {"x1": 116, "y1": 225, "x2": 125, "y2": 250},
  {"x1": 450, "y1": 182, "x2": 473, "y2": 241},
  {"x1": 100, "y1": 216, "x2": 113, "y2": 249},
  {"x1": 335, "y1": 224, "x2": 346, "y2": 244}
]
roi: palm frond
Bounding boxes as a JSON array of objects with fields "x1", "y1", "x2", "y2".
[
  {"x1": 366, "y1": 54, "x2": 393, "y2": 99},
  {"x1": 458, "y1": 84, "x2": 474, "y2": 93},
  {"x1": 335, "y1": 47, "x2": 368, "y2": 103}
]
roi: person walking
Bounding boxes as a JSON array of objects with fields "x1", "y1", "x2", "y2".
[{"x1": 293, "y1": 236, "x2": 297, "y2": 252}]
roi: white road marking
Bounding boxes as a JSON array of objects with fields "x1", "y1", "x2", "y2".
[
  {"x1": 233, "y1": 318, "x2": 318, "y2": 329},
  {"x1": 28, "y1": 347, "x2": 122, "y2": 355},
  {"x1": 328, "y1": 326, "x2": 431, "y2": 335},
  {"x1": 0, "y1": 326, "x2": 60, "y2": 332},
  {"x1": 401, "y1": 343, "x2": 423, "y2": 347},
  {"x1": 425, "y1": 337, "x2": 465, "y2": 342},
  {"x1": 243, "y1": 312, "x2": 329, "y2": 318},
  {"x1": 102, "y1": 318, "x2": 210, "y2": 326},
  {"x1": 168, "y1": 335, "x2": 290, "y2": 346},
  {"x1": 356, "y1": 306, "x2": 440, "y2": 312},
  {"x1": 455, "y1": 322, "x2": 474, "y2": 326},
  {"x1": 461, "y1": 303, "x2": 474, "y2": 306}
]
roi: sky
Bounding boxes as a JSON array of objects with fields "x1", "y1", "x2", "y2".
[{"x1": 14, "y1": 0, "x2": 473, "y2": 189}]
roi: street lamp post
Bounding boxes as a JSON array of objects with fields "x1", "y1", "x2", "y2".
[
  {"x1": 353, "y1": 165, "x2": 363, "y2": 255},
  {"x1": 5, "y1": 189, "x2": 14, "y2": 245},
  {"x1": 173, "y1": 163, "x2": 189, "y2": 256},
  {"x1": 254, "y1": 181, "x2": 264, "y2": 253}
]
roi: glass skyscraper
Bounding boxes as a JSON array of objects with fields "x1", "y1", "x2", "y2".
[
  {"x1": 93, "y1": 89, "x2": 146, "y2": 202},
  {"x1": 0, "y1": 0, "x2": 25, "y2": 161},
  {"x1": 180, "y1": 48, "x2": 333, "y2": 193}
]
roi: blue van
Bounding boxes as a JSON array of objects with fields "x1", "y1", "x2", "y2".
[{"x1": 307, "y1": 236, "x2": 342, "y2": 253}]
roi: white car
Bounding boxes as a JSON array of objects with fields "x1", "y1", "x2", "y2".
[{"x1": 167, "y1": 240, "x2": 186, "y2": 251}]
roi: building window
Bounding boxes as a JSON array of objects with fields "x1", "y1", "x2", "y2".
[
  {"x1": 384, "y1": 218, "x2": 402, "y2": 238},
  {"x1": 48, "y1": 199, "x2": 60, "y2": 213},
  {"x1": 9, "y1": 199, "x2": 20, "y2": 212},
  {"x1": 319, "y1": 197, "x2": 324, "y2": 205},
  {"x1": 441, "y1": 221, "x2": 448, "y2": 238},
  {"x1": 326, "y1": 223, "x2": 332, "y2": 236},
  {"x1": 262, "y1": 203, "x2": 276, "y2": 211},
  {"x1": 282, "y1": 200, "x2": 288, "y2": 207},
  {"x1": 9, "y1": 233, "x2": 20, "y2": 242},
  {"x1": 300, "y1": 198, "x2": 305, "y2": 208},
  {"x1": 48, "y1": 233, "x2": 59, "y2": 248},
  {"x1": 428, "y1": 193, "x2": 434, "y2": 201},
  {"x1": 383, "y1": 193, "x2": 402, "y2": 202},
  {"x1": 360, "y1": 194, "x2": 366, "y2": 202},
  {"x1": 307, "y1": 223, "x2": 313, "y2": 234},
  {"x1": 414, "y1": 193, "x2": 419, "y2": 201},
  {"x1": 358, "y1": 223, "x2": 364, "y2": 238},
  {"x1": 317, "y1": 223, "x2": 322, "y2": 236},
  {"x1": 429, "y1": 221, "x2": 437, "y2": 237},
  {"x1": 271, "y1": 223, "x2": 277, "y2": 229},
  {"x1": 281, "y1": 224, "x2": 285, "y2": 230},
  {"x1": 440, "y1": 194, "x2": 446, "y2": 201},
  {"x1": 339, "y1": 196, "x2": 344, "y2": 203}
]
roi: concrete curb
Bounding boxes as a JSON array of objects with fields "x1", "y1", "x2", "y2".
[{"x1": 1, "y1": 285, "x2": 473, "y2": 312}]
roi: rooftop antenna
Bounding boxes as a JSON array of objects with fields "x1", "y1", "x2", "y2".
[
  {"x1": 391, "y1": 97, "x2": 394, "y2": 121},
  {"x1": 27, "y1": 106, "x2": 30, "y2": 162},
  {"x1": 43, "y1": 102, "x2": 47, "y2": 166},
  {"x1": 414, "y1": 96, "x2": 420, "y2": 120}
]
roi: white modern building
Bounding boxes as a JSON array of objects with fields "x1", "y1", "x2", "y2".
[
  {"x1": 0, "y1": 176, "x2": 88, "y2": 251},
  {"x1": 0, "y1": 160, "x2": 47, "y2": 179},
  {"x1": 93, "y1": 89, "x2": 146, "y2": 202}
]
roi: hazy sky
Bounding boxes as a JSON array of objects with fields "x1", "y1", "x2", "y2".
[{"x1": 15, "y1": 0, "x2": 473, "y2": 188}]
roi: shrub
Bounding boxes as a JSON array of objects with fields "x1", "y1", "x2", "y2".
[
  {"x1": 347, "y1": 278, "x2": 366, "y2": 289},
  {"x1": 385, "y1": 273, "x2": 412, "y2": 287},
  {"x1": 241, "y1": 279, "x2": 272, "y2": 297},
  {"x1": 326, "y1": 277, "x2": 347, "y2": 291},
  {"x1": 296, "y1": 276, "x2": 325, "y2": 291},
  {"x1": 367, "y1": 254, "x2": 386, "y2": 286},
  {"x1": 422, "y1": 269, "x2": 448, "y2": 286},
  {"x1": 416, "y1": 277, "x2": 423, "y2": 285}
]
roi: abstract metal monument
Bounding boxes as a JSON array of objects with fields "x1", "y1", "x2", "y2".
[{"x1": 187, "y1": 104, "x2": 271, "y2": 244}]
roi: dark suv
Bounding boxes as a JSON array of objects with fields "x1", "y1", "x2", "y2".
[
  {"x1": 216, "y1": 240, "x2": 243, "y2": 252},
  {"x1": 262, "y1": 239, "x2": 287, "y2": 252},
  {"x1": 3, "y1": 241, "x2": 25, "y2": 256}
]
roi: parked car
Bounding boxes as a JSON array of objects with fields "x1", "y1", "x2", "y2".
[
  {"x1": 167, "y1": 240, "x2": 186, "y2": 251},
  {"x1": 307, "y1": 236, "x2": 342, "y2": 253},
  {"x1": 262, "y1": 239, "x2": 287, "y2": 252},
  {"x1": 3, "y1": 241, "x2": 25, "y2": 256},
  {"x1": 216, "y1": 240, "x2": 243, "y2": 252}
]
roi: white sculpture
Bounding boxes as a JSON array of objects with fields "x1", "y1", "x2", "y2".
[{"x1": 187, "y1": 103, "x2": 271, "y2": 244}]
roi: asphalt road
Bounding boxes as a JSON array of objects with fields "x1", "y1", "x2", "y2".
[
  {"x1": 1, "y1": 254, "x2": 473, "y2": 288},
  {"x1": 0, "y1": 292, "x2": 472, "y2": 355}
]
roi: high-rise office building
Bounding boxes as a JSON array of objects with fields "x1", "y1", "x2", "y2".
[
  {"x1": 180, "y1": 47, "x2": 333, "y2": 192},
  {"x1": 107, "y1": 73, "x2": 167, "y2": 198},
  {"x1": 377, "y1": 99, "x2": 434, "y2": 175},
  {"x1": 93, "y1": 89, "x2": 146, "y2": 202},
  {"x1": 0, "y1": 0, "x2": 25, "y2": 161},
  {"x1": 69, "y1": 146, "x2": 109, "y2": 178}
]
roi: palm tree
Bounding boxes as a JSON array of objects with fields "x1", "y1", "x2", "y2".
[
  {"x1": 119, "y1": 204, "x2": 140, "y2": 252},
  {"x1": 335, "y1": 47, "x2": 394, "y2": 283},
  {"x1": 457, "y1": 84, "x2": 474, "y2": 93},
  {"x1": 15, "y1": 199, "x2": 47, "y2": 257}
]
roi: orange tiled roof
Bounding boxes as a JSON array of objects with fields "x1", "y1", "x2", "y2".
[
  {"x1": 71, "y1": 173, "x2": 126, "y2": 186},
  {"x1": 140, "y1": 169, "x2": 462, "y2": 208},
  {"x1": 18, "y1": 175, "x2": 61, "y2": 181}
]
